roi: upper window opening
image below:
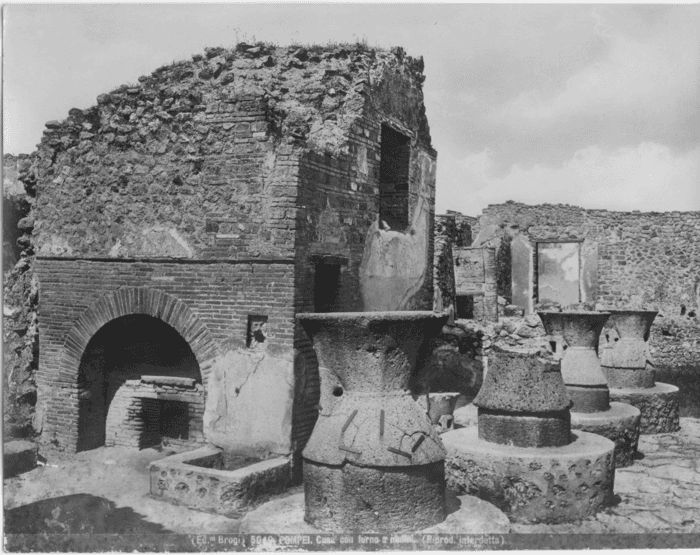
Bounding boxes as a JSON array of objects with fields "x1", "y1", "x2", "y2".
[{"x1": 379, "y1": 124, "x2": 411, "y2": 232}]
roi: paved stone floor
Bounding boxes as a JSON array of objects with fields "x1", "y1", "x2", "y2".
[
  {"x1": 511, "y1": 416, "x2": 700, "y2": 534},
  {"x1": 4, "y1": 417, "x2": 699, "y2": 539}
]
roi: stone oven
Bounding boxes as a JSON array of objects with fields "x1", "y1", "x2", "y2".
[{"x1": 24, "y1": 42, "x2": 438, "y2": 462}]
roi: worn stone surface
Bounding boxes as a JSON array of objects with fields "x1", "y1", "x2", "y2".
[
  {"x1": 304, "y1": 460, "x2": 445, "y2": 533},
  {"x1": 510, "y1": 417, "x2": 700, "y2": 534},
  {"x1": 18, "y1": 42, "x2": 438, "y2": 459},
  {"x1": 3, "y1": 440, "x2": 39, "y2": 478},
  {"x1": 473, "y1": 345, "x2": 571, "y2": 413},
  {"x1": 203, "y1": 349, "x2": 295, "y2": 457},
  {"x1": 148, "y1": 446, "x2": 292, "y2": 517},
  {"x1": 565, "y1": 385, "x2": 611, "y2": 414},
  {"x1": 610, "y1": 383, "x2": 680, "y2": 434},
  {"x1": 240, "y1": 490, "x2": 510, "y2": 534},
  {"x1": 443, "y1": 427, "x2": 616, "y2": 524},
  {"x1": 570, "y1": 402, "x2": 641, "y2": 468}
]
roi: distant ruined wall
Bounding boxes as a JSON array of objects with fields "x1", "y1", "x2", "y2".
[{"x1": 473, "y1": 201, "x2": 700, "y2": 371}]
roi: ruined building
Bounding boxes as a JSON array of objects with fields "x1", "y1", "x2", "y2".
[
  {"x1": 432, "y1": 202, "x2": 700, "y2": 413},
  {"x1": 18, "y1": 43, "x2": 437, "y2": 458}
]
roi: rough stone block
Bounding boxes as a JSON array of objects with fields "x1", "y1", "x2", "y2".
[
  {"x1": 239, "y1": 491, "x2": 511, "y2": 534},
  {"x1": 473, "y1": 345, "x2": 571, "y2": 413}
]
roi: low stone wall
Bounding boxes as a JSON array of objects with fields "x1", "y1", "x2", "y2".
[{"x1": 149, "y1": 446, "x2": 292, "y2": 517}]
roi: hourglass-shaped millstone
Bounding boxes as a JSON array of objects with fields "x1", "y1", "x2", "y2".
[
  {"x1": 599, "y1": 309, "x2": 679, "y2": 434},
  {"x1": 601, "y1": 310, "x2": 658, "y2": 389},
  {"x1": 297, "y1": 311, "x2": 449, "y2": 533},
  {"x1": 473, "y1": 346, "x2": 573, "y2": 447},
  {"x1": 538, "y1": 311, "x2": 611, "y2": 413}
]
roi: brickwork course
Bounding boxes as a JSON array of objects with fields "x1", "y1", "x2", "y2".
[{"x1": 6, "y1": 42, "x2": 438, "y2": 459}]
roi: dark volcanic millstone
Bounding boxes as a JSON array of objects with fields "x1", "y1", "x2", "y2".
[
  {"x1": 478, "y1": 409, "x2": 571, "y2": 448},
  {"x1": 473, "y1": 345, "x2": 573, "y2": 448},
  {"x1": 297, "y1": 311, "x2": 450, "y2": 533}
]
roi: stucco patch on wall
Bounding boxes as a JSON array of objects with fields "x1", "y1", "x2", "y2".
[
  {"x1": 359, "y1": 152, "x2": 434, "y2": 311},
  {"x1": 203, "y1": 349, "x2": 295, "y2": 457}
]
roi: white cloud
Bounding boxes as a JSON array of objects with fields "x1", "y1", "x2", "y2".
[
  {"x1": 496, "y1": 10, "x2": 699, "y2": 125},
  {"x1": 438, "y1": 143, "x2": 700, "y2": 215}
]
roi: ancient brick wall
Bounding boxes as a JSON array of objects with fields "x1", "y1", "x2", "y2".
[
  {"x1": 35, "y1": 259, "x2": 296, "y2": 454},
  {"x1": 24, "y1": 42, "x2": 436, "y2": 460}
]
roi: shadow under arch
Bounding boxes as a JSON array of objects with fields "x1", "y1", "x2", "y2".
[{"x1": 45, "y1": 287, "x2": 219, "y2": 453}]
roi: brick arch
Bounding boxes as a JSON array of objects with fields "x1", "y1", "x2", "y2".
[
  {"x1": 46, "y1": 287, "x2": 219, "y2": 452},
  {"x1": 59, "y1": 287, "x2": 219, "y2": 385}
]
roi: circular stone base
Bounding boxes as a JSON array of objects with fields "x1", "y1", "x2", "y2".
[
  {"x1": 609, "y1": 382, "x2": 680, "y2": 434},
  {"x1": 441, "y1": 428, "x2": 615, "y2": 525},
  {"x1": 570, "y1": 402, "x2": 641, "y2": 467},
  {"x1": 239, "y1": 491, "x2": 510, "y2": 534}
]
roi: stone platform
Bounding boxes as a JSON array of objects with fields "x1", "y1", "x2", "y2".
[
  {"x1": 570, "y1": 402, "x2": 640, "y2": 467},
  {"x1": 239, "y1": 491, "x2": 511, "y2": 534},
  {"x1": 442, "y1": 428, "x2": 615, "y2": 524},
  {"x1": 610, "y1": 382, "x2": 680, "y2": 434}
]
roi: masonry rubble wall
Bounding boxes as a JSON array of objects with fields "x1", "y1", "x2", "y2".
[
  {"x1": 3, "y1": 154, "x2": 39, "y2": 440},
  {"x1": 469, "y1": 201, "x2": 700, "y2": 373},
  {"x1": 20, "y1": 42, "x2": 436, "y2": 458}
]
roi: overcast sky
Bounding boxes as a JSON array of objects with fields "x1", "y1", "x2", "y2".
[{"x1": 3, "y1": 3, "x2": 699, "y2": 215}]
